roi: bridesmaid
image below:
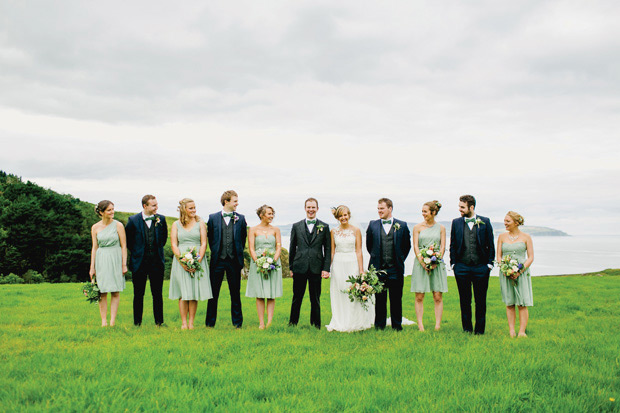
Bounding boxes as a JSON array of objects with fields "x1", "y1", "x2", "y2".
[
  {"x1": 169, "y1": 198, "x2": 212, "y2": 330},
  {"x1": 497, "y1": 211, "x2": 534, "y2": 338},
  {"x1": 246, "y1": 205, "x2": 283, "y2": 329},
  {"x1": 411, "y1": 201, "x2": 448, "y2": 331},
  {"x1": 89, "y1": 200, "x2": 127, "y2": 327}
]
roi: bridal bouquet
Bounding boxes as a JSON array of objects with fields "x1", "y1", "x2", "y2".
[
  {"x1": 179, "y1": 247, "x2": 203, "y2": 279},
  {"x1": 497, "y1": 255, "x2": 524, "y2": 283},
  {"x1": 419, "y1": 242, "x2": 442, "y2": 271},
  {"x1": 342, "y1": 265, "x2": 385, "y2": 311},
  {"x1": 255, "y1": 249, "x2": 280, "y2": 279},
  {"x1": 82, "y1": 278, "x2": 101, "y2": 303}
]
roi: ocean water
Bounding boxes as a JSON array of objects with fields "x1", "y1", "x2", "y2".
[{"x1": 280, "y1": 235, "x2": 620, "y2": 276}]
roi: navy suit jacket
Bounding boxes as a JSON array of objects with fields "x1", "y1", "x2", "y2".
[
  {"x1": 449, "y1": 215, "x2": 495, "y2": 267},
  {"x1": 207, "y1": 212, "x2": 248, "y2": 269},
  {"x1": 366, "y1": 218, "x2": 411, "y2": 277},
  {"x1": 125, "y1": 213, "x2": 168, "y2": 272}
]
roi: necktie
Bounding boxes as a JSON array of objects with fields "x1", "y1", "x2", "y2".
[
  {"x1": 465, "y1": 217, "x2": 476, "y2": 223},
  {"x1": 307, "y1": 220, "x2": 316, "y2": 225},
  {"x1": 223, "y1": 213, "x2": 234, "y2": 218},
  {"x1": 382, "y1": 220, "x2": 391, "y2": 225}
]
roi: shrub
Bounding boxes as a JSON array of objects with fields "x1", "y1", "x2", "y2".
[
  {"x1": 0, "y1": 273, "x2": 25, "y2": 284},
  {"x1": 22, "y1": 269, "x2": 45, "y2": 284}
]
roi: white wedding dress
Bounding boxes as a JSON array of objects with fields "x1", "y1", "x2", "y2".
[{"x1": 326, "y1": 228, "x2": 374, "y2": 332}]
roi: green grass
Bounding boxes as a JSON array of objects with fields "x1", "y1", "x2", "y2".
[{"x1": 1, "y1": 273, "x2": 619, "y2": 411}]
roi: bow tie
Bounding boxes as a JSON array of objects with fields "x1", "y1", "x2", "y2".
[
  {"x1": 223, "y1": 213, "x2": 234, "y2": 218},
  {"x1": 145, "y1": 216, "x2": 156, "y2": 221},
  {"x1": 465, "y1": 217, "x2": 476, "y2": 223},
  {"x1": 382, "y1": 220, "x2": 392, "y2": 225},
  {"x1": 306, "y1": 220, "x2": 316, "y2": 225}
]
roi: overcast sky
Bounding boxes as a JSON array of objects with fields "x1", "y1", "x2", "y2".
[{"x1": 1, "y1": 1, "x2": 619, "y2": 234}]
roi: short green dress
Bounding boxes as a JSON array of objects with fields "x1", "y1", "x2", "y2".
[
  {"x1": 411, "y1": 224, "x2": 448, "y2": 293},
  {"x1": 246, "y1": 235, "x2": 283, "y2": 299},
  {"x1": 95, "y1": 221, "x2": 125, "y2": 293},
  {"x1": 168, "y1": 222, "x2": 212, "y2": 301},
  {"x1": 499, "y1": 242, "x2": 533, "y2": 307}
]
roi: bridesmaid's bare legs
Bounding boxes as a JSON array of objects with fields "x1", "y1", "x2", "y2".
[
  {"x1": 256, "y1": 299, "x2": 266, "y2": 329},
  {"x1": 517, "y1": 306, "x2": 529, "y2": 337},
  {"x1": 414, "y1": 293, "x2": 425, "y2": 331},
  {"x1": 179, "y1": 300, "x2": 189, "y2": 329},
  {"x1": 266, "y1": 299, "x2": 275, "y2": 327},
  {"x1": 188, "y1": 300, "x2": 198, "y2": 329},
  {"x1": 98, "y1": 293, "x2": 108, "y2": 327},
  {"x1": 433, "y1": 291, "x2": 443, "y2": 330},
  {"x1": 506, "y1": 305, "x2": 517, "y2": 337},
  {"x1": 109, "y1": 292, "x2": 120, "y2": 326}
]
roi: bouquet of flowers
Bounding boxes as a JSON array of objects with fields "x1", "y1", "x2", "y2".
[
  {"x1": 179, "y1": 247, "x2": 203, "y2": 279},
  {"x1": 82, "y1": 278, "x2": 101, "y2": 303},
  {"x1": 255, "y1": 249, "x2": 280, "y2": 279},
  {"x1": 419, "y1": 242, "x2": 443, "y2": 272},
  {"x1": 342, "y1": 265, "x2": 385, "y2": 311},
  {"x1": 497, "y1": 255, "x2": 524, "y2": 284}
]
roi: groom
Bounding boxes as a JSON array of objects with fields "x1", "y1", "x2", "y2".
[
  {"x1": 125, "y1": 194, "x2": 168, "y2": 326},
  {"x1": 288, "y1": 197, "x2": 331, "y2": 329},
  {"x1": 449, "y1": 194, "x2": 495, "y2": 335},
  {"x1": 205, "y1": 190, "x2": 247, "y2": 328},
  {"x1": 366, "y1": 198, "x2": 411, "y2": 330}
]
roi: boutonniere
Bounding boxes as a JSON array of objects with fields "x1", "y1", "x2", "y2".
[
  {"x1": 474, "y1": 218, "x2": 484, "y2": 227},
  {"x1": 155, "y1": 217, "x2": 161, "y2": 227},
  {"x1": 233, "y1": 214, "x2": 239, "y2": 223},
  {"x1": 316, "y1": 223, "x2": 325, "y2": 233},
  {"x1": 393, "y1": 223, "x2": 401, "y2": 231}
]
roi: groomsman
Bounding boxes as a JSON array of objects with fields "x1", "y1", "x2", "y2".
[
  {"x1": 288, "y1": 197, "x2": 331, "y2": 329},
  {"x1": 449, "y1": 194, "x2": 495, "y2": 335},
  {"x1": 366, "y1": 198, "x2": 411, "y2": 330},
  {"x1": 125, "y1": 195, "x2": 168, "y2": 326},
  {"x1": 205, "y1": 190, "x2": 248, "y2": 328}
]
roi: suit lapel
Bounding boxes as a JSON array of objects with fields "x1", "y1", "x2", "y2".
[
  {"x1": 136, "y1": 214, "x2": 146, "y2": 243},
  {"x1": 374, "y1": 220, "x2": 381, "y2": 249},
  {"x1": 309, "y1": 221, "x2": 318, "y2": 243},
  {"x1": 300, "y1": 221, "x2": 311, "y2": 245}
]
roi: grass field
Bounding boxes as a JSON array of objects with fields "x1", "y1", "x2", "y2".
[{"x1": 1, "y1": 271, "x2": 619, "y2": 411}]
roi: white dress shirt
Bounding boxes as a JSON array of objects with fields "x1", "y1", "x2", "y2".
[
  {"x1": 142, "y1": 211, "x2": 154, "y2": 228},
  {"x1": 466, "y1": 215, "x2": 477, "y2": 230},
  {"x1": 306, "y1": 219, "x2": 316, "y2": 233},
  {"x1": 222, "y1": 210, "x2": 233, "y2": 225},
  {"x1": 382, "y1": 218, "x2": 393, "y2": 234}
]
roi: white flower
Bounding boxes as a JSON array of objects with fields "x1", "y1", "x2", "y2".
[
  {"x1": 184, "y1": 253, "x2": 193, "y2": 260},
  {"x1": 424, "y1": 257, "x2": 432, "y2": 264},
  {"x1": 511, "y1": 266, "x2": 519, "y2": 272},
  {"x1": 267, "y1": 257, "x2": 273, "y2": 264},
  {"x1": 262, "y1": 263, "x2": 269, "y2": 269}
]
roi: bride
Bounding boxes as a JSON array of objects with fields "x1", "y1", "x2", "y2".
[{"x1": 326, "y1": 205, "x2": 374, "y2": 332}]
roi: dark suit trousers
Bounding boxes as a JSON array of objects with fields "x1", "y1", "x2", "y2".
[
  {"x1": 374, "y1": 268, "x2": 403, "y2": 331},
  {"x1": 453, "y1": 263, "x2": 490, "y2": 334},
  {"x1": 206, "y1": 258, "x2": 243, "y2": 327},
  {"x1": 132, "y1": 258, "x2": 164, "y2": 326},
  {"x1": 289, "y1": 271, "x2": 322, "y2": 328}
]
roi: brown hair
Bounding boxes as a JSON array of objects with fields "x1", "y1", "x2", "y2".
[
  {"x1": 256, "y1": 204, "x2": 275, "y2": 219},
  {"x1": 141, "y1": 194, "x2": 156, "y2": 207},
  {"x1": 305, "y1": 197, "x2": 319, "y2": 208},
  {"x1": 378, "y1": 198, "x2": 393, "y2": 209},
  {"x1": 221, "y1": 190, "x2": 238, "y2": 206},
  {"x1": 506, "y1": 211, "x2": 524, "y2": 226},
  {"x1": 95, "y1": 200, "x2": 114, "y2": 217},
  {"x1": 178, "y1": 198, "x2": 200, "y2": 226},
  {"x1": 424, "y1": 200, "x2": 442, "y2": 216},
  {"x1": 331, "y1": 205, "x2": 351, "y2": 219},
  {"x1": 459, "y1": 195, "x2": 476, "y2": 209}
]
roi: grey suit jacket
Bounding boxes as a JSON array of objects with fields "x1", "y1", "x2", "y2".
[{"x1": 288, "y1": 219, "x2": 331, "y2": 274}]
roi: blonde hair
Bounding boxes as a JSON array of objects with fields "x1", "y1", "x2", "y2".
[
  {"x1": 178, "y1": 198, "x2": 200, "y2": 226},
  {"x1": 256, "y1": 204, "x2": 274, "y2": 219},
  {"x1": 423, "y1": 200, "x2": 442, "y2": 216},
  {"x1": 331, "y1": 205, "x2": 351, "y2": 219},
  {"x1": 506, "y1": 211, "x2": 524, "y2": 226}
]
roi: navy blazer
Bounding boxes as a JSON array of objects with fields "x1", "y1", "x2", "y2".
[
  {"x1": 366, "y1": 218, "x2": 411, "y2": 276},
  {"x1": 449, "y1": 215, "x2": 495, "y2": 267},
  {"x1": 207, "y1": 212, "x2": 248, "y2": 269},
  {"x1": 125, "y1": 213, "x2": 168, "y2": 272}
]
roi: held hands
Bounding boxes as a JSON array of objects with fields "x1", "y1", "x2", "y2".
[{"x1": 321, "y1": 271, "x2": 330, "y2": 279}]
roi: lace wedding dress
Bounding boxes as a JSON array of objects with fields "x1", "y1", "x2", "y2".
[{"x1": 326, "y1": 228, "x2": 374, "y2": 332}]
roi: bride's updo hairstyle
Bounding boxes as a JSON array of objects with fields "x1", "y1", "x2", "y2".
[
  {"x1": 256, "y1": 204, "x2": 275, "y2": 219},
  {"x1": 423, "y1": 200, "x2": 442, "y2": 216},
  {"x1": 331, "y1": 205, "x2": 351, "y2": 219},
  {"x1": 95, "y1": 200, "x2": 114, "y2": 217},
  {"x1": 178, "y1": 198, "x2": 200, "y2": 226},
  {"x1": 506, "y1": 211, "x2": 524, "y2": 226}
]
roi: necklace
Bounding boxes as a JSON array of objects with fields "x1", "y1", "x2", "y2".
[{"x1": 508, "y1": 232, "x2": 519, "y2": 241}]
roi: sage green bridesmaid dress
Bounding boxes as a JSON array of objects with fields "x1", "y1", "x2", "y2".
[
  {"x1": 499, "y1": 242, "x2": 533, "y2": 306},
  {"x1": 169, "y1": 222, "x2": 212, "y2": 301},
  {"x1": 95, "y1": 221, "x2": 125, "y2": 293},
  {"x1": 411, "y1": 224, "x2": 448, "y2": 293},
  {"x1": 245, "y1": 235, "x2": 283, "y2": 299}
]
